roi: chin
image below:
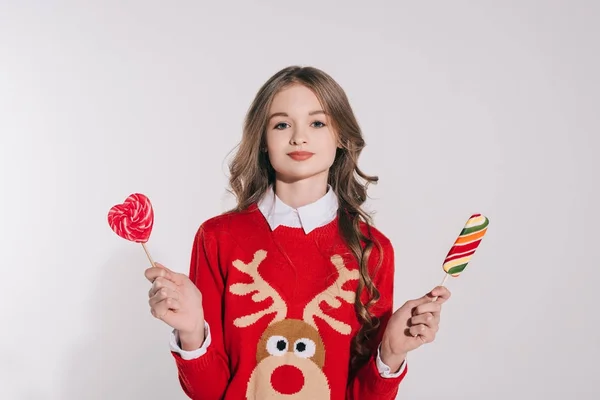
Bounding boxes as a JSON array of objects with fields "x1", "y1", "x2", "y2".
[{"x1": 275, "y1": 167, "x2": 330, "y2": 184}]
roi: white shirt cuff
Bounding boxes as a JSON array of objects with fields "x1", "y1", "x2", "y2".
[
  {"x1": 169, "y1": 321, "x2": 211, "y2": 360},
  {"x1": 376, "y1": 343, "x2": 407, "y2": 378}
]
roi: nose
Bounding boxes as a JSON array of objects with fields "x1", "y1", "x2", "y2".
[
  {"x1": 270, "y1": 364, "x2": 304, "y2": 395},
  {"x1": 289, "y1": 127, "x2": 307, "y2": 146}
]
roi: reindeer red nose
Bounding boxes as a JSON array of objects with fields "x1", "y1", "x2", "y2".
[{"x1": 270, "y1": 365, "x2": 304, "y2": 395}]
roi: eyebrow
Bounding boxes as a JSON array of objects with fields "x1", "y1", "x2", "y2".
[{"x1": 268, "y1": 110, "x2": 327, "y2": 121}]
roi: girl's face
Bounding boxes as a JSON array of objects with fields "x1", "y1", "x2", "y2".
[{"x1": 265, "y1": 84, "x2": 338, "y2": 183}]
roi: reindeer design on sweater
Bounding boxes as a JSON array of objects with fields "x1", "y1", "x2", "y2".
[{"x1": 228, "y1": 249, "x2": 360, "y2": 399}]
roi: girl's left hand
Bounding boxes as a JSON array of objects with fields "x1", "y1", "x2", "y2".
[{"x1": 380, "y1": 286, "x2": 451, "y2": 369}]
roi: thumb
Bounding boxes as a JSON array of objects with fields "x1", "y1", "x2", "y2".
[
  {"x1": 408, "y1": 292, "x2": 435, "y2": 308},
  {"x1": 154, "y1": 262, "x2": 169, "y2": 270},
  {"x1": 153, "y1": 262, "x2": 174, "y2": 276},
  {"x1": 153, "y1": 262, "x2": 185, "y2": 285}
]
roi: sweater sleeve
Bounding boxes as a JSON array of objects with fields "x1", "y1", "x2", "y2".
[
  {"x1": 346, "y1": 234, "x2": 408, "y2": 399},
  {"x1": 170, "y1": 224, "x2": 231, "y2": 399}
]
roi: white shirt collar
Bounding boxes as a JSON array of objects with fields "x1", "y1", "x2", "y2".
[{"x1": 257, "y1": 185, "x2": 338, "y2": 234}]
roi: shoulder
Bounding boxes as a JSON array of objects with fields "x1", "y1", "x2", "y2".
[
  {"x1": 359, "y1": 221, "x2": 393, "y2": 252},
  {"x1": 358, "y1": 221, "x2": 395, "y2": 271},
  {"x1": 358, "y1": 222, "x2": 397, "y2": 309},
  {"x1": 195, "y1": 203, "x2": 263, "y2": 240}
]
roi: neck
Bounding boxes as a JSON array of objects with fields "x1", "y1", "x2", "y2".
[{"x1": 274, "y1": 173, "x2": 329, "y2": 208}]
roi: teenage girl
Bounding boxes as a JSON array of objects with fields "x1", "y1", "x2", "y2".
[{"x1": 144, "y1": 66, "x2": 451, "y2": 400}]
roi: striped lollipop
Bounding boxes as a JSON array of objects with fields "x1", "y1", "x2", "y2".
[
  {"x1": 420, "y1": 214, "x2": 489, "y2": 338},
  {"x1": 442, "y1": 214, "x2": 489, "y2": 281}
]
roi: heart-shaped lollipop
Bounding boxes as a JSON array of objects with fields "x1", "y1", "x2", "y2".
[
  {"x1": 108, "y1": 193, "x2": 156, "y2": 267},
  {"x1": 108, "y1": 193, "x2": 154, "y2": 242}
]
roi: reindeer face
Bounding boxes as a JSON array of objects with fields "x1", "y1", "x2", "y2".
[
  {"x1": 251, "y1": 319, "x2": 328, "y2": 397},
  {"x1": 256, "y1": 319, "x2": 325, "y2": 367},
  {"x1": 229, "y1": 250, "x2": 359, "y2": 399}
]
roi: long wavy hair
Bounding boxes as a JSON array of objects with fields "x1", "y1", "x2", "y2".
[{"x1": 226, "y1": 66, "x2": 383, "y2": 372}]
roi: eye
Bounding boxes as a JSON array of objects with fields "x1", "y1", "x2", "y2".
[
  {"x1": 266, "y1": 335, "x2": 288, "y2": 356},
  {"x1": 293, "y1": 338, "x2": 316, "y2": 358},
  {"x1": 311, "y1": 120, "x2": 326, "y2": 128},
  {"x1": 274, "y1": 122, "x2": 290, "y2": 130}
]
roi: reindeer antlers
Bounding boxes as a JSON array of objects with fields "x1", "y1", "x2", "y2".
[
  {"x1": 229, "y1": 251, "x2": 359, "y2": 335},
  {"x1": 229, "y1": 250, "x2": 287, "y2": 328},
  {"x1": 303, "y1": 255, "x2": 360, "y2": 335}
]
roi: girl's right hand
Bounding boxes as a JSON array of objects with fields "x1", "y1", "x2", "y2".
[{"x1": 144, "y1": 263, "x2": 205, "y2": 348}]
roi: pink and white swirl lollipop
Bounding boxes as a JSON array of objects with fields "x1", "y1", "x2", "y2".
[{"x1": 108, "y1": 193, "x2": 157, "y2": 267}]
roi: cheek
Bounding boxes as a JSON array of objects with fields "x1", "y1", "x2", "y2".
[
  {"x1": 265, "y1": 131, "x2": 286, "y2": 151},
  {"x1": 265, "y1": 133, "x2": 287, "y2": 168},
  {"x1": 317, "y1": 134, "x2": 338, "y2": 161}
]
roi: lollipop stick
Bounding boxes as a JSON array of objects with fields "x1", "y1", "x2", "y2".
[
  {"x1": 440, "y1": 273, "x2": 449, "y2": 288},
  {"x1": 141, "y1": 242, "x2": 157, "y2": 268}
]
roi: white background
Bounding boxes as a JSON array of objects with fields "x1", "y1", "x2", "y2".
[{"x1": 1, "y1": 1, "x2": 598, "y2": 399}]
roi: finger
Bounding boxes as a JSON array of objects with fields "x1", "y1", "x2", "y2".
[
  {"x1": 148, "y1": 276, "x2": 179, "y2": 298},
  {"x1": 149, "y1": 288, "x2": 182, "y2": 318},
  {"x1": 409, "y1": 324, "x2": 427, "y2": 338},
  {"x1": 154, "y1": 263, "x2": 187, "y2": 285},
  {"x1": 151, "y1": 296, "x2": 182, "y2": 319},
  {"x1": 413, "y1": 302, "x2": 442, "y2": 317},
  {"x1": 410, "y1": 326, "x2": 436, "y2": 343},
  {"x1": 144, "y1": 263, "x2": 181, "y2": 284},
  {"x1": 148, "y1": 286, "x2": 180, "y2": 308},
  {"x1": 407, "y1": 294, "x2": 435, "y2": 309},
  {"x1": 144, "y1": 263, "x2": 171, "y2": 282},
  {"x1": 431, "y1": 286, "x2": 451, "y2": 304},
  {"x1": 410, "y1": 312, "x2": 437, "y2": 328}
]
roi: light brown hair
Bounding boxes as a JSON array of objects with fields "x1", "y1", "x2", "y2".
[{"x1": 227, "y1": 65, "x2": 384, "y2": 372}]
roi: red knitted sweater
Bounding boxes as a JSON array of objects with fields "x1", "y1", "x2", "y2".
[{"x1": 171, "y1": 204, "x2": 407, "y2": 399}]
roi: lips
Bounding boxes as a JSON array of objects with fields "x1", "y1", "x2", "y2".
[{"x1": 287, "y1": 151, "x2": 314, "y2": 161}]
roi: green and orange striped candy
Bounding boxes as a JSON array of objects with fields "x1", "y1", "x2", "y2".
[{"x1": 442, "y1": 214, "x2": 489, "y2": 277}]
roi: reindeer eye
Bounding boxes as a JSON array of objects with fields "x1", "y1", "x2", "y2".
[
  {"x1": 266, "y1": 335, "x2": 288, "y2": 356},
  {"x1": 293, "y1": 338, "x2": 316, "y2": 358}
]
